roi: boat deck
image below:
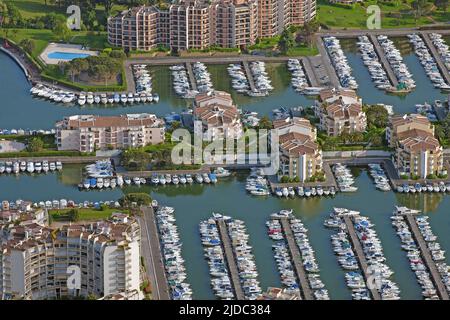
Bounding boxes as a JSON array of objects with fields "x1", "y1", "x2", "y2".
[
  {"x1": 216, "y1": 218, "x2": 245, "y2": 300},
  {"x1": 300, "y1": 57, "x2": 320, "y2": 87},
  {"x1": 315, "y1": 35, "x2": 342, "y2": 89},
  {"x1": 342, "y1": 215, "x2": 382, "y2": 300},
  {"x1": 420, "y1": 32, "x2": 450, "y2": 86},
  {"x1": 368, "y1": 34, "x2": 399, "y2": 88},
  {"x1": 242, "y1": 61, "x2": 258, "y2": 93},
  {"x1": 279, "y1": 217, "x2": 314, "y2": 300},
  {"x1": 185, "y1": 62, "x2": 198, "y2": 92},
  {"x1": 403, "y1": 213, "x2": 450, "y2": 300}
]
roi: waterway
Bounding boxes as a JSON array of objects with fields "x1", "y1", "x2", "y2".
[
  {"x1": 1, "y1": 165, "x2": 449, "y2": 300},
  {"x1": 1, "y1": 35, "x2": 449, "y2": 130}
]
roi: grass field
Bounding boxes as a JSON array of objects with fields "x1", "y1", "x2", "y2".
[
  {"x1": 49, "y1": 207, "x2": 129, "y2": 222},
  {"x1": 317, "y1": 0, "x2": 449, "y2": 29}
]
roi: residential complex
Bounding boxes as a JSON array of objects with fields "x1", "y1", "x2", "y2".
[
  {"x1": 107, "y1": 0, "x2": 316, "y2": 51},
  {"x1": 55, "y1": 114, "x2": 165, "y2": 152},
  {"x1": 274, "y1": 117, "x2": 322, "y2": 182},
  {"x1": 388, "y1": 114, "x2": 444, "y2": 179},
  {"x1": 314, "y1": 88, "x2": 367, "y2": 137},
  {"x1": 193, "y1": 91, "x2": 244, "y2": 140},
  {"x1": 0, "y1": 205, "x2": 141, "y2": 300}
]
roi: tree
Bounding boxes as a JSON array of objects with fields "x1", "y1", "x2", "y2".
[
  {"x1": 257, "y1": 116, "x2": 273, "y2": 130},
  {"x1": 363, "y1": 104, "x2": 389, "y2": 129},
  {"x1": 54, "y1": 20, "x2": 71, "y2": 41},
  {"x1": 27, "y1": 137, "x2": 44, "y2": 152},
  {"x1": 278, "y1": 28, "x2": 295, "y2": 53},
  {"x1": 19, "y1": 39, "x2": 35, "y2": 55},
  {"x1": 67, "y1": 209, "x2": 80, "y2": 222},
  {"x1": 122, "y1": 148, "x2": 151, "y2": 171},
  {"x1": 411, "y1": 0, "x2": 429, "y2": 20},
  {"x1": 119, "y1": 193, "x2": 152, "y2": 207},
  {"x1": 434, "y1": 0, "x2": 449, "y2": 11}
]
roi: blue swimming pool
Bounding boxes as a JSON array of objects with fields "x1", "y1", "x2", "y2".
[{"x1": 47, "y1": 51, "x2": 91, "y2": 60}]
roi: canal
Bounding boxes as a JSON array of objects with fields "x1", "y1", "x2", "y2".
[{"x1": 1, "y1": 165, "x2": 449, "y2": 300}]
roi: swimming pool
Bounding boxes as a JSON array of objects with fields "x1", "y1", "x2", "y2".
[{"x1": 47, "y1": 51, "x2": 91, "y2": 61}]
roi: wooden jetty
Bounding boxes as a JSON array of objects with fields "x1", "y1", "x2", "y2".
[
  {"x1": 185, "y1": 62, "x2": 198, "y2": 91},
  {"x1": 368, "y1": 34, "x2": 399, "y2": 88},
  {"x1": 342, "y1": 216, "x2": 382, "y2": 300},
  {"x1": 403, "y1": 213, "x2": 450, "y2": 300},
  {"x1": 420, "y1": 32, "x2": 450, "y2": 86},
  {"x1": 242, "y1": 61, "x2": 257, "y2": 93},
  {"x1": 216, "y1": 218, "x2": 245, "y2": 300},
  {"x1": 279, "y1": 217, "x2": 314, "y2": 300}
]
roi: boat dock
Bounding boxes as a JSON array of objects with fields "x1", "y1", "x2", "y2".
[
  {"x1": 316, "y1": 35, "x2": 342, "y2": 88},
  {"x1": 242, "y1": 61, "x2": 258, "y2": 93},
  {"x1": 300, "y1": 57, "x2": 320, "y2": 87},
  {"x1": 185, "y1": 62, "x2": 198, "y2": 91},
  {"x1": 420, "y1": 32, "x2": 450, "y2": 86},
  {"x1": 140, "y1": 206, "x2": 171, "y2": 300},
  {"x1": 368, "y1": 34, "x2": 399, "y2": 88},
  {"x1": 279, "y1": 217, "x2": 314, "y2": 300},
  {"x1": 403, "y1": 213, "x2": 450, "y2": 300},
  {"x1": 342, "y1": 215, "x2": 382, "y2": 300},
  {"x1": 216, "y1": 218, "x2": 245, "y2": 300}
]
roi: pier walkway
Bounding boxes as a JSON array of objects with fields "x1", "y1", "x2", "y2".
[
  {"x1": 315, "y1": 35, "x2": 341, "y2": 88},
  {"x1": 242, "y1": 61, "x2": 257, "y2": 93},
  {"x1": 185, "y1": 62, "x2": 198, "y2": 91},
  {"x1": 139, "y1": 206, "x2": 171, "y2": 300},
  {"x1": 420, "y1": 32, "x2": 450, "y2": 86},
  {"x1": 300, "y1": 57, "x2": 319, "y2": 87},
  {"x1": 368, "y1": 34, "x2": 399, "y2": 88},
  {"x1": 280, "y1": 218, "x2": 314, "y2": 300},
  {"x1": 342, "y1": 216, "x2": 381, "y2": 300},
  {"x1": 403, "y1": 213, "x2": 449, "y2": 300},
  {"x1": 216, "y1": 218, "x2": 245, "y2": 300}
]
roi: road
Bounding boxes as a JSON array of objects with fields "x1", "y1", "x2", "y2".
[{"x1": 139, "y1": 206, "x2": 171, "y2": 300}]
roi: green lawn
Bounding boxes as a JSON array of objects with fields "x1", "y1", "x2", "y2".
[
  {"x1": 1, "y1": 134, "x2": 56, "y2": 149},
  {"x1": 317, "y1": 0, "x2": 447, "y2": 29},
  {"x1": 4, "y1": 0, "x2": 64, "y2": 18},
  {"x1": 286, "y1": 44, "x2": 319, "y2": 56},
  {"x1": 49, "y1": 207, "x2": 129, "y2": 222}
]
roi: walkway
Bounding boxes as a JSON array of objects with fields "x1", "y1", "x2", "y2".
[
  {"x1": 420, "y1": 32, "x2": 450, "y2": 86},
  {"x1": 280, "y1": 218, "x2": 314, "y2": 300},
  {"x1": 139, "y1": 206, "x2": 171, "y2": 300},
  {"x1": 216, "y1": 218, "x2": 245, "y2": 300},
  {"x1": 314, "y1": 35, "x2": 341, "y2": 88},
  {"x1": 300, "y1": 57, "x2": 319, "y2": 87},
  {"x1": 242, "y1": 61, "x2": 257, "y2": 93},
  {"x1": 185, "y1": 62, "x2": 198, "y2": 92},
  {"x1": 342, "y1": 216, "x2": 381, "y2": 300},
  {"x1": 368, "y1": 34, "x2": 399, "y2": 88},
  {"x1": 404, "y1": 213, "x2": 449, "y2": 300}
]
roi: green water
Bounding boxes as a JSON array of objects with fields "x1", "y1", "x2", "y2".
[{"x1": 1, "y1": 166, "x2": 449, "y2": 300}]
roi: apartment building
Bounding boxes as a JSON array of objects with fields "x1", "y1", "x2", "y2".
[
  {"x1": 193, "y1": 91, "x2": 243, "y2": 140},
  {"x1": 386, "y1": 114, "x2": 435, "y2": 148},
  {"x1": 274, "y1": 117, "x2": 322, "y2": 182},
  {"x1": 388, "y1": 114, "x2": 444, "y2": 179},
  {"x1": 55, "y1": 114, "x2": 165, "y2": 152},
  {"x1": 0, "y1": 213, "x2": 141, "y2": 300},
  {"x1": 315, "y1": 88, "x2": 367, "y2": 136},
  {"x1": 107, "y1": 0, "x2": 315, "y2": 50}
]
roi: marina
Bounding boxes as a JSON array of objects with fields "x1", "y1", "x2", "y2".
[{"x1": 393, "y1": 207, "x2": 450, "y2": 300}]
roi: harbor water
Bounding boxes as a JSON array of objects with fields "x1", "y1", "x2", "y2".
[
  {"x1": 1, "y1": 36, "x2": 449, "y2": 130},
  {"x1": 1, "y1": 166, "x2": 449, "y2": 300}
]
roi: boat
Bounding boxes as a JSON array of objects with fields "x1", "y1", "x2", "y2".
[{"x1": 213, "y1": 167, "x2": 231, "y2": 177}]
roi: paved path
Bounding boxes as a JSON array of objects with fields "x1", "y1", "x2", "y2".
[
  {"x1": 140, "y1": 206, "x2": 171, "y2": 300},
  {"x1": 217, "y1": 219, "x2": 245, "y2": 300},
  {"x1": 404, "y1": 213, "x2": 449, "y2": 300},
  {"x1": 314, "y1": 35, "x2": 341, "y2": 88},
  {"x1": 0, "y1": 155, "x2": 109, "y2": 163},
  {"x1": 420, "y1": 32, "x2": 450, "y2": 86},
  {"x1": 280, "y1": 218, "x2": 314, "y2": 300},
  {"x1": 343, "y1": 216, "x2": 381, "y2": 300},
  {"x1": 301, "y1": 57, "x2": 319, "y2": 87},
  {"x1": 185, "y1": 62, "x2": 198, "y2": 91},
  {"x1": 368, "y1": 34, "x2": 399, "y2": 88},
  {"x1": 242, "y1": 61, "x2": 257, "y2": 93}
]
